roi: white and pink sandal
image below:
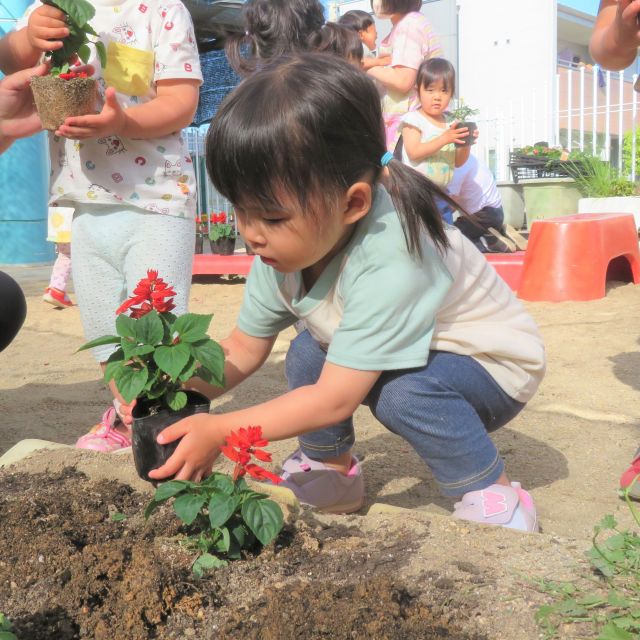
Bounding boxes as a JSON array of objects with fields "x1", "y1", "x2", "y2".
[
  {"x1": 453, "y1": 482, "x2": 538, "y2": 532},
  {"x1": 75, "y1": 407, "x2": 132, "y2": 453}
]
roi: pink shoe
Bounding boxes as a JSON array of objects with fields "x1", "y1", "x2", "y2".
[
  {"x1": 43, "y1": 287, "x2": 73, "y2": 308},
  {"x1": 278, "y1": 449, "x2": 365, "y2": 514},
  {"x1": 76, "y1": 407, "x2": 132, "y2": 452},
  {"x1": 453, "y1": 482, "x2": 539, "y2": 532}
]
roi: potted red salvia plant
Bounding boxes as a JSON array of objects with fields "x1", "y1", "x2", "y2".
[
  {"x1": 208, "y1": 211, "x2": 237, "y2": 255},
  {"x1": 78, "y1": 269, "x2": 225, "y2": 482},
  {"x1": 30, "y1": 0, "x2": 107, "y2": 131}
]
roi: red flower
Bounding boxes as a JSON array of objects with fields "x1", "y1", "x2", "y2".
[
  {"x1": 221, "y1": 426, "x2": 281, "y2": 484},
  {"x1": 116, "y1": 269, "x2": 176, "y2": 317},
  {"x1": 211, "y1": 212, "x2": 227, "y2": 224}
]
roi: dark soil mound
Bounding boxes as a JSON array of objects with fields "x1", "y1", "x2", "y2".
[{"x1": 0, "y1": 468, "x2": 485, "y2": 639}]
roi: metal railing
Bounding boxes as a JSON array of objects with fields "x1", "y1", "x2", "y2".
[{"x1": 475, "y1": 65, "x2": 638, "y2": 183}]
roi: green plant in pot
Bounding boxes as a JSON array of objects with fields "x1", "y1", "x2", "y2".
[
  {"x1": 78, "y1": 269, "x2": 225, "y2": 482},
  {"x1": 447, "y1": 101, "x2": 479, "y2": 147},
  {"x1": 30, "y1": 0, "x2": 107, "y2": 131},
  {"x1": 566, "y1": 154, "x2": 636, "y2": 198},
  {"x1": 208, "y1": 211, "x2": 237, "y2": 255}
]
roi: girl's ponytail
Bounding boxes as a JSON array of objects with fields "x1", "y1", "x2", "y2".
[{"x1": 384, "y1": 156, "x2": 462, "y2": 257}]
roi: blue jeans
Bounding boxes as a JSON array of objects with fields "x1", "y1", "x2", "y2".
[{"x1": 285, "y1": 330, "x2": 525, "y2": 497}]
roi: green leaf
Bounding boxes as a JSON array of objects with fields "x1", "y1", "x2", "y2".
[
  {"x1": 114, "y1": 366, "x2": 148, "y2": 404},
  {"x1": 177, "y1": 356, "x2": 199, "y2": 383},
  {"x1": 230, "y1": 523, "x2": 247, "y2": 549},
  {"x1": 95, "y1": 40, "x2": 107, "y2": 68},
  {"x1": 608, "y1": 591, "x2": 632, "y2": 608},
  {"x1": 77, "y1": 43, "x2": 90, "y2": 63},
  {"x1": 154, "y1": 343, "x2": 191, "y2": 381},
  {"x1": 213, "y1": 527, "x2": 231, "y2": 553},
  {"x1": 47, "y1": 0, "x2": 95, "y2": 26},
  {"x1": 191, "y1": 339, "x2": 225, "y2": 383},
  {"x1": 241, "y1": 498, "x2": 283, "y2": 547},
  {"x1": 173, "y1": 314, "x2": 213, "y2": 343},
  {"x1": 174, "y1": 493, "x2": 207, "y2": 525},
  {"x1": 0, "y1": 632, "x2": 17, "y2": 640},
  {"x1": 110, "y1": 512, "x2": 127, "y2": 522},
  {"x1": 597, "y1": 622, "x2": 635, "y2": 640},
  {"x1": 192, "y1": 553, "x2": 227, "y2": 577},
  {"x1": 208, "y1": 494, "x2": 238, "y2": 528},
  {"x1": 166, "y1": 390, "x2": 187, "y2": 411},
  {"x1": 134, "y1": 311, "x2": 164, "y2": 346},
  {"x1": 116, "y1": 313, "x2": 137, "y2": 340},
  {"x1": 104, "y1": 359, "x2": 124, "y2": 383},
  {"x1": 77, "y1": 335, "x2": 121, "y2": 351},
  {"x1": 154, "y1": 480, "x2": 191, "y2": 501},
  {"x1": 144, "y1": 499, "x2": 160, "y2": 520},
  {"x1": 203, "y1": 473, "x2": 234, "y2": 495}
]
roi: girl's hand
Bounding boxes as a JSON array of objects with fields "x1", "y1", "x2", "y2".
[
  {"x1": 27, "y1": 4, "x2": 69, "y2": 53},
  {"x1": 442, "y1": 121, "x2": 470, "y2": 145},
  {"x1": 148, "y1": 413, "x2": 226, "y2": 482},
  {"x1": 56, "y1": 87, "x2": 127, "y2": 140}
]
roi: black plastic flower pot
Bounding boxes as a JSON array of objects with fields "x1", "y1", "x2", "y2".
[
  {"x1": 131, "y1": 390, "x2": 210, "y2": 482},
  {"x1": 195, "y1": 234, "x2": 204, "y2": 254},
  {"x1": 457, "y1": 121, "x2": 477, "y2": 146},
  {"x1": 209, "y1": 237, "x2": 236, "y2": 255}
]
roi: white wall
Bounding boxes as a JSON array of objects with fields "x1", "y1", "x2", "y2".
[{"x1": 457, "y1": 0, "x2": 558, "y2": 175}]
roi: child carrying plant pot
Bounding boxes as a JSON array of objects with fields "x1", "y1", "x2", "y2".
[
  {"x1": 398, "y1": 57, "x2": 477, "y2": 223},
  {"x1": 10, "y1": 0, "x2": 203, "y2": 452},
  {"x1": 123, "y1": 54, "x2": 546, "y2": 534}
]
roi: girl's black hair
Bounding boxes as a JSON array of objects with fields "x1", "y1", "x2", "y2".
[
  {"x1": 307, "y1": 22, "x2": 364, "y2": 63},
  {"x1": 374, "y1": 0, "x2": 422, "y2": 15},
  {"x1": 337, "y1": 9, "x2": 374, "y2": 32},
  {"x1": 225, "y1": 0, "x2": 325, "y2": 75},
  {"x1": 206, "y1": 54, "x2": 459, "y2": 257},
  {"x1": 416, "y1": 57, "x2": 456, "y2": 95}
]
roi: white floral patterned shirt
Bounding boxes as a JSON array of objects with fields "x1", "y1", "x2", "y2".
[{"x1": 20, "y1": 0, "x2": 203, "y2": 218}]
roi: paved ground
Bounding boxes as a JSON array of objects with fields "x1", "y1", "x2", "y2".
[{"x1": 2, "y1": 263, "x2": 58, "y2": 297}]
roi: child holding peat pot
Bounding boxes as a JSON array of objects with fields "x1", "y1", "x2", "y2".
[
  {"x1": 126, "y1": 54, "x2": 546, "y2": 533},
  {"x1": 399, "y1": 58, "x2": 476, "y2": 203},
  {"x1": 10, "y1": 0, "x2": 203, "y2": 451}
]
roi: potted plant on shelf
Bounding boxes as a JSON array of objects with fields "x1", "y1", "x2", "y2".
[
  {"x1": 30, "y1": 0, "x2": 107, "y2": 131},
  {"x1": 446, "y1": 100, "x2": 479, "y2": 146},
  {"x1": 208, "y1": 211, "x2": 237, "y2": 255},
  {"x1": 568, "y1": 155, "x2": 640, "y2": 231},
  {"x1": 78, "y1": 269, "x2": 225, "y2": 482}
]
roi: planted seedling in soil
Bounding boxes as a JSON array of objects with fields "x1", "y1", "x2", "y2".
[
  {"x1": 144, "y1": 427, "x2": 284, "y2": 576},
  {"x1": 30, "y1": 0, "x2": 107, "y2": 130}
]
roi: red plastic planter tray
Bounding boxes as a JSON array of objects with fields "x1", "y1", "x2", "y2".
[
  {"x1": 192, "y1": 251, "x2": 525, "y2": 291},
  {"x1": 192, "y1": 253, "x2": 255, "y2": 276},
  {"x1": 485, "y1": 252, "x2": 526, "y2": 292}
]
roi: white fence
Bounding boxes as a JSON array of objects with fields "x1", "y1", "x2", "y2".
[{"x1": 476, "y1": 65, "x2": 639, "y2": 183}]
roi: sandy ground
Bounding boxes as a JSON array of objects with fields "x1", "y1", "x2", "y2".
[
  {"x1": 1, "y1": 270, "x2": 640, "y2": 541},
  {"x1": 3, "y1": 268, "x2": 640, "y2": 637}
]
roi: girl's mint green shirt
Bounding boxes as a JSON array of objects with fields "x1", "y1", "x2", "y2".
[{"x1": 237, "y1": 186, "x2": 545, "y2": 402}]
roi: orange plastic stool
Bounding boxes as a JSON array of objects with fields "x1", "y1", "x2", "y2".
[{"x1": 518, "y1": 213, "x2": 640, "y2": 302}]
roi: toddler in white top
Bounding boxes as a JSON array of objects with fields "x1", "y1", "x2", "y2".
[{"x1": 9, "y1": 0, "x2": 203, "y2": 452}]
